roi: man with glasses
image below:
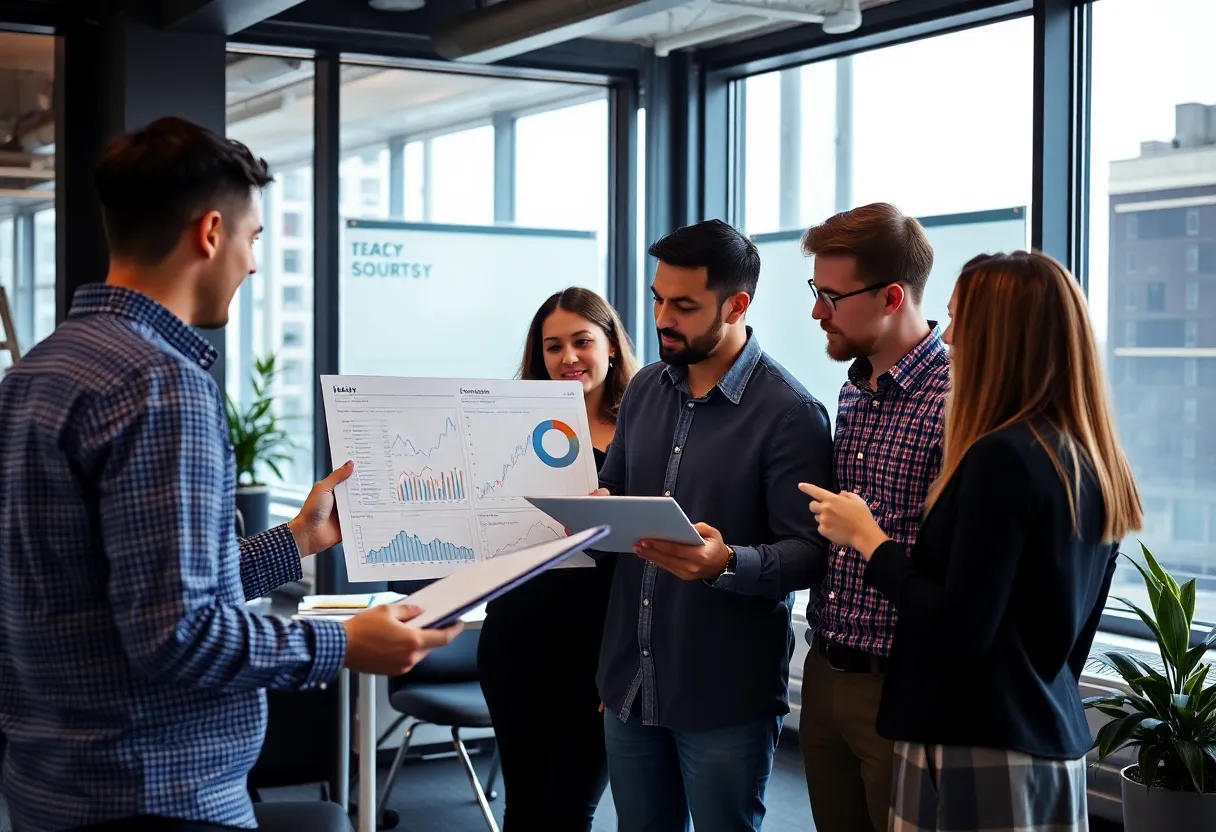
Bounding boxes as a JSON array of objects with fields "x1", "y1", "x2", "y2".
[{"x1": 798, "y1": 203, "x2": 949, "y2": 832}]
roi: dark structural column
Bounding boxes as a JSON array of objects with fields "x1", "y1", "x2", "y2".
[
  {"x1": 55, "y1": 15, "x2": 228, "y2": 387},
  {"x1": 1032, "y1": 0, "x2": 1090, "y2": 280}
]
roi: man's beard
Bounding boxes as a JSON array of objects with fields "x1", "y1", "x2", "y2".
[
  {"x1": 658, "y1": 311, "x2": 725, "y2": 366},
  {"x1": 823, "y1": 328, "x2": 878, "y2": 363}
]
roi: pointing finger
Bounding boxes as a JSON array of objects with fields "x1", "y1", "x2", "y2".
[{"x1": 798, "y1": 482, "x2": 833, "y2": 500}]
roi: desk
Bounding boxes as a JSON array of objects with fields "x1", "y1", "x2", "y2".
[{"x1": 297, "y1": 603, "x2": 487, "y2": 832}]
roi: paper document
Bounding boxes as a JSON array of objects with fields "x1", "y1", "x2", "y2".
[
  {"x1": 401, "y1": 526, "x2": 610, "y2": 629},
  {"x1": 320, "y1": 375, "x2": 600, "y2": 582},
  {"x1": 295, "y1": 592, "x2": 405, "y2": 617}
]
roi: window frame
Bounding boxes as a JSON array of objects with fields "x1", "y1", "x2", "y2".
[{"x1": 704, "y1": 0, "x2": 1214, "y2": 639}]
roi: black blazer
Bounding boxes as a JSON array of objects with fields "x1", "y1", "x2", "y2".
[{"x1": 864, "y1": 422, "x2": 1120, "y2": 759}]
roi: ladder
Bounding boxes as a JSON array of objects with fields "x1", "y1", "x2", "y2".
[{"x1": 0, "y1": 286, "x2": 19, "y2": 372}]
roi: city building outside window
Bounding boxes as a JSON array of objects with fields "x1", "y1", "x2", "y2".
[{"x1": 1093, "y1": 0, "x2": 1216, "y2": 622}]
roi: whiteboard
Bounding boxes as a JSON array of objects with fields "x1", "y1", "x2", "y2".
[
  {"x1": 748, "y1": 207, "x2": 1028, "y2": 423},
  {"x1": 339, "y1": 219, "x2": 602, "y2": 379}
]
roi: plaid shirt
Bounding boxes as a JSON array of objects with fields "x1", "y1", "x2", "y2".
[
  {"x1": 808, "y1": 326, "x2": 950, "y2": 657},
  {"x1": 0, "y1": 284, "x2": 346, "y2": 831}
]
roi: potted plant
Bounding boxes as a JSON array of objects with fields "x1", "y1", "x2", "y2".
[
  {"x1": 225, "y1": 354, "x2": 296, "y2": 536},
  {"x1": 1084, "y1": 543, "x2": 1216, "y2": 831}
]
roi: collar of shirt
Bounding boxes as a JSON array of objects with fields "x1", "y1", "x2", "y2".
[
  {"x1": 68, "y1": 283, "x2": 218, "y2": 370},
  {"x1": 658, "y1": 326, "x2": 763, "y2": 404},
  {"x1": 846, "y1": 321, "x2": 947, "y2": 395}
]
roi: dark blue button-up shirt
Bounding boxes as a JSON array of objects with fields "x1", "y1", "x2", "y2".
[
  {"x1": 0, "y1": 285, "x2": 346, "y2": 831},
  {"x1": 596, "y1": 330, "x2": 834, "y2": 732}
]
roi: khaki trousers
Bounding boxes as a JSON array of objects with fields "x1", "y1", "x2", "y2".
[{"x1": 799, "y1": 648, "x2": 895, "y2": 832}]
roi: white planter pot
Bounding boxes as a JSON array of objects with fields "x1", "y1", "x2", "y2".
[{"x1": 1122, "y1": 764, "x2": 1216, "y2": 832}]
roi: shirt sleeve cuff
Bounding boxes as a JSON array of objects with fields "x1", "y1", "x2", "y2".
[
  {"x1": 709, "y1": 544, "x2": 760, "y2": 593},
  {"x1": 863, "y1": 539, "x2": 910, "y2": 605},
  {"x1": 239, "y1": 524, "x2": 304, "y2": 601},
  {"x1": 298, "y1": 619, "x2": 347, "y2": 690}
]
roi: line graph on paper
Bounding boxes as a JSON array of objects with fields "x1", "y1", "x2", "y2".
[
  {"x1": 465, "y1": 408, "x2": 588, "y2": 503},
  {"x1": 353, "y1": 516, "x2": 477, "y2": 566},
  {"x1": 477, "y1": 510, "x2": 566, "y2": 556},
  {"x1": 340, "y1": 408, "x2": 470, "y2": 508}
]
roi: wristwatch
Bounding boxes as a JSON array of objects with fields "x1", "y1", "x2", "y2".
[{"x1": 719, "y1": 546, "x2": 737, "y2": 578}]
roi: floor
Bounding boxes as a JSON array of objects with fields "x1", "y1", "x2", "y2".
[
  {"x1": 338, "y1": 734, "x2": 812, "y2": 832},
  {"x1": 0, "y1": 737, "x2": 1125, "y2": 832}
]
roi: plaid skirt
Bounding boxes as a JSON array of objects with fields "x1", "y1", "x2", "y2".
[{"x1": 890, "y1": 741, "x2": 1088, "y2": 831}]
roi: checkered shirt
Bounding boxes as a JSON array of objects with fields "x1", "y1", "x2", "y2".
[
  {"x1": 807, "y1": 326, "x2": 950, "y2": 656},
  {"x1": 0, "y1": 284, "x2": 346, "y2": 831}
]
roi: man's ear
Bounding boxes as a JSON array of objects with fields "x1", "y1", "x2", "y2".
[
  {"x1": 883, "y1": 282, "x2": 907, "y2": 316},
  {"x1": 723, "y1": 291, "x2": 751, "y2": 325},
  {"x1": 195, "y1": 210, "x2": 223, "y2": 259}
]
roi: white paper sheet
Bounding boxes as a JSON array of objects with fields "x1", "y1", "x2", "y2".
[{"x1": 320, "y1": 375, "x2": 600, "y2": 582}]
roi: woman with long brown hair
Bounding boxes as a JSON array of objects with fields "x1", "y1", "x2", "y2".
[
  {"x1": 477, "y1": 286, "x2": 638, "y2": 831},
  {"x1": 802, "y1": 251, "x2": 1142, "y2": 832}
]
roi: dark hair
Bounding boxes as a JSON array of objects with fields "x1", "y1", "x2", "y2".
[
  {"x1": 647, "y1": 219, "x2": 761, "y2": 302},
  {"x1": 519, "y1": 287, "x2": 639, "y2": 424},
  {"x1": 93, "y1": 116, "x2": 273, "y2": 265},
  {"x1": 801, "y1": 202, "x2": 934, "y2": 303}
]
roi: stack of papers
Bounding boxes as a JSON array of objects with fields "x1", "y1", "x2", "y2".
[{"x1": 295, "y1": 592, "x2": 405, "y2": 619}]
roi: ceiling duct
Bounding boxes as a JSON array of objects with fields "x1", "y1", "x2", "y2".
[{"x1": 432, "y1": 0, "x2": 691, "y2": 63}]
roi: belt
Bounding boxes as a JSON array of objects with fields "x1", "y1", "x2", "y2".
[{"x1": 811, "y1": 632, "x2": 888, "y2": 673}]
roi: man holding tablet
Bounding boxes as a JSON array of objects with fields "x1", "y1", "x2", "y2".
[{"x1": 593, "y1": 219, "x2": 833, "y2": 832}]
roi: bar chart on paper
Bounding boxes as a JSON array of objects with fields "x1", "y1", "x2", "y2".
[
  {"x1": 321, "y1": 376, "x2": 599, "y2": 581},
  {"x1": 357, "y1": 518, "x2": 477, "y2": 565}
]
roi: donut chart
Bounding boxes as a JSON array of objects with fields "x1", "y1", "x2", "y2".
[{"x1": 531, "y1": 419, "x2": 580, "y2": 468}]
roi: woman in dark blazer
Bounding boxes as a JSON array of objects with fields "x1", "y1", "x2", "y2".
[
  {"x1": 477, "y1": 287, "x2": 638, "y2": 831},
  {"x1": 803, "y1": 251, "x2": 1143, "y2": 832}
]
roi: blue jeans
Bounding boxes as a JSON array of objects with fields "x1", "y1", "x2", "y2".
[{"x1": 603, "y1": 710, "x2": 782, "y2": 832}]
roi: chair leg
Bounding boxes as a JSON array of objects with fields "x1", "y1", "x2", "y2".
[
  {"x1": 376, "y1": 714, "x2": 407, "y2": 749},
  {"x1": 375, "y1": 721, "x2": 418, "y2": 822},
  {"x1": 485, "y1": 746, "x2": 501, "y2": 801},
  {"x1": 452, "y1": 728, "x2": 500, "y2": 832}
]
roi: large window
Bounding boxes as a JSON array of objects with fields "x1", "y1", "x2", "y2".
[
  {"x1": 225, "y1": 51, "x2": 316, "y2": 495},
  {"x1": 736, "y1": 19, "x2": 1034, "y2": 620},
  {"x1": 336, "y1": 64, "x2": 610, "y2": 380},
  {"x1": 741, "y1": 19, "x2": 1033, "y2": 236},
  {"x1": 0, "y1": 34, "x2": 55, "y2": 357},
  {"x1": 1090, "y1": 0, "x2": 1216, "y2": 624}
]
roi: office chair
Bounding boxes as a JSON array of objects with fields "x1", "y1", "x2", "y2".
[{"x1": 375, "y1": 628, "x2": 501, "y2": 831}]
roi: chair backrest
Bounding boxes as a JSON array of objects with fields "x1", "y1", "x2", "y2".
[{"x1": 390, "y1": 628, "x2": 480, "y2": 690}]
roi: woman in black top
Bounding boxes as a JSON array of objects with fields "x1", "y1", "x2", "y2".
[
  {"x1": 803, "y1": 251, "x2": 1143, "y2": 832},
  {"x1": 478, "y1": 287, "x2": 638, "y2": 831}
]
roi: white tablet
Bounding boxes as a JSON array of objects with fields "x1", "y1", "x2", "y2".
[
  {"x1": 524, "y1": 495, "x2": 705, "y2": 554},
  {"x1": 401, "y1": 525, "x2": 610, "y2": 629}
]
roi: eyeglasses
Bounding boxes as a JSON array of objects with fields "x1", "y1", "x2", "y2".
[{"x1": 807, "y1": 279, "x2": 888, "y2": 313}]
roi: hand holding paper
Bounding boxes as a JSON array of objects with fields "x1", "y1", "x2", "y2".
[{"x1": 341, "y1": 603, "x2": 464, "y2": 676}]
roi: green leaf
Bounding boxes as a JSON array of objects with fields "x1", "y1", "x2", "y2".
[
  {"x1": 1124, "y1": 553, "x2": 1164, "y2": 614},
  {"x1": 1097, "y1": 713, "x2": 1156, "y2": 759},
  {"x1": 1141, "y1": 542, "x2": 1181, "y2": 598},
  {"x1": 1138, "y1": 743, "x2": 1167, "y2": 790},
  {"x1": 1157, "y1": 590, "x2": 1193, "y2": 674},
  {"x1": 1180, "y1": 580, "x2": 1198, "y2": 627},
  {"x1": 1184, "y1": 664, "x2": 1211, "y2": 697},
  {"x1": 225, "y1": 352, "x2": 295, "y2": 485},
  {"x1": 1094, "y1": 650, "x2": 1156, "y2": 683},
  {"x1": 1172, "y1": 739, "x2": 1209, "y2": 793},
  {"x1": 1112, "y1": 597, "x2": 1165, "y2": 649}
]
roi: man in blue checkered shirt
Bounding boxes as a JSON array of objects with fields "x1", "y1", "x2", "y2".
[{"x1": 0, "y1": 117, "x2": 463, "y2": 832}]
